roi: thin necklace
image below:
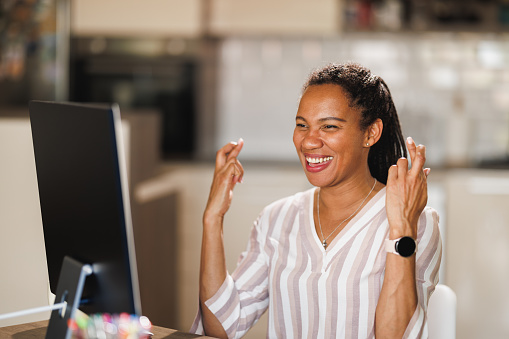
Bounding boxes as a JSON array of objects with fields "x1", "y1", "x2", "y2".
[{"x1": 317, "y1": 178, "x2": 377, "y2": 249}]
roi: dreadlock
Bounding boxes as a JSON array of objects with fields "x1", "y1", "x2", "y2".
[{"x1": 303, "y1": 62, "x2": 406, "y2": 185}]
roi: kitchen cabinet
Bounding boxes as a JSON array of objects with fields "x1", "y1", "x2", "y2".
[
  {"x1": 209, "y1": 0, "x2": 341, "y2": 36},
  {"x1": 71, "y1": 0, "x2": 202, "y2": 37},
  {"x1": 71, "y1": 0, "x2": 340, "y2": 38}
]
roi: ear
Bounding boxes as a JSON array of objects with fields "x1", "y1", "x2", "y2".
[{"x1": 364, "y1": 119, "x2": 383, "y2": 147}]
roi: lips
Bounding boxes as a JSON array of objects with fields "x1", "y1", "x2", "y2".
[{"x1": 304, "y1": 155, "x2": 333, "y2": 172}]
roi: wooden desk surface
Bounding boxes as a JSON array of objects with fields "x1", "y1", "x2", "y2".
[{"x1": 0, "y1": 321, "x2": 216, "y2": 338}]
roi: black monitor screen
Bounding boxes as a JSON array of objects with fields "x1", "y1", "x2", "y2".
[{"x1": 29, "y1": 101, "x2": 141, "y2": 315}]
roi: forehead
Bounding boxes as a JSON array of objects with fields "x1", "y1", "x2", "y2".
[
  {"x1": 297, "y1": 84, "x2": 359, "y2": 119},
  {"x1": 303, "y1": 83, "x2": 348, "y2": 96}
]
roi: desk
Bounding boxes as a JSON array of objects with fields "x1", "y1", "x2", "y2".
[{"x1": 0, "y1": 321, "x2": 216, "y2": 338}]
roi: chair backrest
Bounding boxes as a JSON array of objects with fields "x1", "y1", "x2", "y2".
[{"x1": 428, "y1": 284, "x2": 457, "y2": 339}]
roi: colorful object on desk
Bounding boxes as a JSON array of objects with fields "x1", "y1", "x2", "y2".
[{"x1": 68, "y1": 312, "x2": 152, "y2": 338}]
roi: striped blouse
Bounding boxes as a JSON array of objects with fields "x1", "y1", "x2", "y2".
[{"x1": 191, "y1": 187, "x2": 442, "y2": 338}]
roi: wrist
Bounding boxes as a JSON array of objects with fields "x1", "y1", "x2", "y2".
[
  {"x1": 389, "y1": 231, "x2": 417, "y2": 240},
  {"x1": 389, "y1": 221, "x2": 417, "y2": 240},
  {"x1": 203, "y1": 212, "x2": 224, "y2": 230}
]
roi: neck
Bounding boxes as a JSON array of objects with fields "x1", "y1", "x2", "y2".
[{"x1": 318, "y1": 174, "x2": 379, "y2": 212}]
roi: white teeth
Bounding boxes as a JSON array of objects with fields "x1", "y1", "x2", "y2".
[{"x1": 306, "y1": 156, "x2": 333, "y2": 164}]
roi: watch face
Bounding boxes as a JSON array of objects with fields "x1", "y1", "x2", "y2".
[{"x1": 396, "y1": 237, "x2": 416, "y2": 257}]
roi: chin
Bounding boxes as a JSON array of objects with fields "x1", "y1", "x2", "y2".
[{"x1": 302, "y1": 172, "x2": 331, "y2": 188}]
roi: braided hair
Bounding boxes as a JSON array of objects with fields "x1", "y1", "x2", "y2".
[{"x1": 303, "y1": 62, "x2": 406, "y2": 185}]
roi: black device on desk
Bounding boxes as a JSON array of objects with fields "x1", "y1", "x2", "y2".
[{"x1": 29, "y1": 101, "x2": 142, "y2": 337}]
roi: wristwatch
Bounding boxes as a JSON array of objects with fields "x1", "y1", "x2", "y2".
[{"x1": 385, "y1": 237, "x2": 417, "y2": 257}]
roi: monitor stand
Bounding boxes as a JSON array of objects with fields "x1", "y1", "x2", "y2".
[
  {"x1": 45, "y1": 256, "x2": 92, "y2": 339},
  {"x1": 0, "y1": 256, "x2": 92, "y2": 338}
]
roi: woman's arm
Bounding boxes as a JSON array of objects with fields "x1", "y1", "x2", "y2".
[
  {"x1": 200, "y1": 139, "x2": 244, "y2": 338},
  {"x1": 375, "y1": 137, "x2": 429, "y2": 338}
]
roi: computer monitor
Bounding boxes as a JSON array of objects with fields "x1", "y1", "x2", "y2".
[{"x1": 29, "y1": 101, "x2": 141, "y2": 316}]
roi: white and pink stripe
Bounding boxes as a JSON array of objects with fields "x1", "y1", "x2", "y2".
[{"x1": 192, "y1": 187, "x2": 442, "y2": 338}]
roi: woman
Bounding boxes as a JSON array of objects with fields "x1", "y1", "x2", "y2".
[{"x1": 191, "y1": 63, "x2": 442, "y2": 338}]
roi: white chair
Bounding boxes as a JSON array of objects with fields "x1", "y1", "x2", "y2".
[{"x1": 428, "y1": 284, "x2": 457, "y2": 339}]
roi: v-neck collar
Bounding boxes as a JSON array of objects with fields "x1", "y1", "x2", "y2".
[{"x1": 308, "y1": 186, "x2": 387, "y2": 255}]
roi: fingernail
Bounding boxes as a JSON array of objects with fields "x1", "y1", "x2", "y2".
[
  {"x1": 407, "y1": 136, "x2": 414, "y2": 144},
  {"x1": 424, "y1": 168, "x2": 431, "y2": 176}
]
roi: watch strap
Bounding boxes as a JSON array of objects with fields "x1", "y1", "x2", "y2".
[
  {"x1": 384, "y1": 237, "x2": 417, "y2": 257},
  {"x1": 385, "y1": 238, "x2": 399, "y2": 255}
]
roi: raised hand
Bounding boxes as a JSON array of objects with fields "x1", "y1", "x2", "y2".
[
  {"x1": 204, "y1": 138, "x2": 245, "y2": 224},
  {"x1": 199, "y1": 139, "x2": 244, "y2": 338},
  {"x1": 385, "y1": 137, "x2": 429, "y2": 239}
]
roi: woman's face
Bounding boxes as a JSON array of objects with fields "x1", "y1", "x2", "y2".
[{"x1": 293, "y1": 84, "x2": 370, "y2": 188}]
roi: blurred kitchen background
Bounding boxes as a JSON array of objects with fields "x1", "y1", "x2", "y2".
[{"x1": 2, "y1": 0, "x2": 509, "y2": 338}]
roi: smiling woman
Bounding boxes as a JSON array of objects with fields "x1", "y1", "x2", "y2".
[
  {"x1": 293, "y1": 84, "x2": 376, "y2": 186},
  {"x1": 191, "y1": 63, "x2": 442, "y2": 339}
]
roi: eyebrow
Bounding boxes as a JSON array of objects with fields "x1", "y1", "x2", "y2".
[{"x1": 295, "y1": 116, "x2": 347, "y2": 123}]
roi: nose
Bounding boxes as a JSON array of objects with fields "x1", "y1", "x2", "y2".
[{"x1": 302, "y1": 129, "x2": 323, "y2": 150}]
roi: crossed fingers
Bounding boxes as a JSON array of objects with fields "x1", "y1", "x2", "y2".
[
  {"x1": 215, "y1": 138, "x2": 244, "y2": 184},
  {"x1": 388, "y1": 137, "x2": 430, "y2": 184},
  {"x1": 406, "y1": 137, "x2": 429, "y2": 179}
]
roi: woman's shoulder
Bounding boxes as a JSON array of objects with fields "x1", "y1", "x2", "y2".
[
  {"x1": 255, "y1": 187, "x2": 315, "y2": 223},
  {"x1": 263, "y1": 187, "x2": 316, "y2": 212},
  {"x1": 254, "y1": 187, "x2": 315, "y2": 235}
]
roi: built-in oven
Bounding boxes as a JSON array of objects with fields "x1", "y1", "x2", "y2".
[{"x1": 69, "y1": 37, "x2": 200, "y2": 159}]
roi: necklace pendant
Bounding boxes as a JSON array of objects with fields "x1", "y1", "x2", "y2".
[{"x1": 322, "y1": 239, "x2": 327, "y2": 249}]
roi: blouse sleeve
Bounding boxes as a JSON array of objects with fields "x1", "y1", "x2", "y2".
[
  {"x1": 190, "y1": 214, "x2": 270, "y2": 339},
  {"x1": 403, "y1": 207, "x2": 443, "y2": 338}
]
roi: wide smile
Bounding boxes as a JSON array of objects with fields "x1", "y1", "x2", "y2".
[{"x1": 304, "y1": 155, "x2": 334, "y2": 172}]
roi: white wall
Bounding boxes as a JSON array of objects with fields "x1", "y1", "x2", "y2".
[
  {"x1": 446, "y1": 170, "x2": 509, "y2": 339},
  {"x1": 0, "y1": 118, "x2": 50, "y2": 327}
]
